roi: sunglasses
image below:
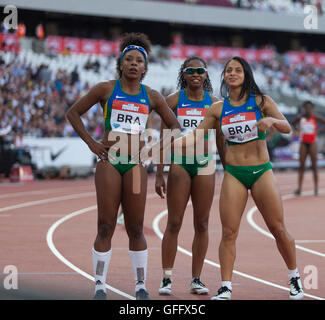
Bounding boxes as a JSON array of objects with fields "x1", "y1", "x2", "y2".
[
  {"x1": 120, "y1": 45, "x2": 148, "y2": 64},
  {"x1": 183, "y1": 67, "x2": 207, "y2": 75}
]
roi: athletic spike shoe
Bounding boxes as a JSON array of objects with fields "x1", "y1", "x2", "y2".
[
  {"x1": 136, "y1": 288, "x2": 150, "y2": 300},
  {"x1": 190, "y1": 277, "x2": 209, "y2": 295},
  {"x1": 211, "y1": 286, "x2": 232, "y2": 300},
  {"x1": 289, "y1": 276, "x2": 304, "y2": 300},
  {"x1": 158, "y1": 278, "x2": 172, "y2": 295},
  {"x1": 93, "y1": 289, "x2": 107, "y2": 300}
]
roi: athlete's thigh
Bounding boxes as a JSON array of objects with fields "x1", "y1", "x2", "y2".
[
  {"x1": 309, "y1": 143, "x2": 318, "y2": 167},
  {"x1": 95, "y1": 160, "x2": 122, "y2": 223},
  {"x1": 191, "y1": 172, "x2": 215, "y2": 223},
  {"x1": 299, "y1": 143, "x2": 308, "y2": 165},
  {"x1": 121, "y1": 164, "x2": 148, "y2": 225},
  {"x1": 251, "y1": 170, "x2": 284, "y2": 228},
  {"x1": 219, "y1": 172, "x2": 248, "y2": 232},
  {"x1": 166, "y1": 163, "x2": 192, "y2": 222}
]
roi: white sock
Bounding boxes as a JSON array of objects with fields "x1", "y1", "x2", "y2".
[
  {"x1": 163, "y1": 269, "x2": 172, "y2": 279},
  {"x1": 221, "y1": 281, "x2": 232, "y2": 291},
  {"x1": 129, "y1": 249, "x2": 148, "y2": 292},
  {"x1": 288, "y1": 268, "x2": 300, "y2": 279},
  {"x1": 92, "y1": 248, "x2": 112, "y2": 293}
]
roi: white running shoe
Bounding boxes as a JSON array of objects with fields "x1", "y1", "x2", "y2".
[
  {"x1": 211, "y1": 286, "x2": 232, "y2": 300},
  {"x1": 190, "y1": 277, "x2": 209, "y2": 295},
  {"x1": 289, "y1": 277, "x2": 304, "y2": 300},
  {"x1": 158, "y1": 278, "x2": 172, "y2": 295}
]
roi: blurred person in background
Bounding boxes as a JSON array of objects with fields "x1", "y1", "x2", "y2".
[{"x1": 292, "y1": 100, "x2": 325, "y2": 196}]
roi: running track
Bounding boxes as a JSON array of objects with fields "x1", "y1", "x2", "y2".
[{"x1": 0, "y1": 170, "x2": 324, "y2": 300}]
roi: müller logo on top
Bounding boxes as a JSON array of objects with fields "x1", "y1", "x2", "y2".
[
  {"x1": 229, "y1": 114, "x2": 246, "y2": 123},
  {"x1": 122, "y1": 103, "x2": 140, "y2": 112},
  {"x1": 186, "y1": 109, "x2": 202, "y2": 116}
]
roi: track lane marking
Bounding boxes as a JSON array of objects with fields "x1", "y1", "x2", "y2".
[
  {"x1": 46, "y1": 205, "x2": 135, "y2": 300},
  {"x1": 247, "y1": 189, "x2": 325, "y2": 258},
  {"x1": 152, "y1": 203, "x2": 324, "y2": 300}
]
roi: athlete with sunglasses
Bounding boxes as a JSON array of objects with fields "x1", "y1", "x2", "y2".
[
  {"x1": 156, "y1": 56, "x2": 226, "y2": 296},
  {"x1": 66, "y1": 33, "x2": 180, "y2": 300}
]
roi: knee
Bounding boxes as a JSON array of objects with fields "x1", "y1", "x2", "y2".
[
  {"x1": 194, "y1": 219, "x2": 209, "y2": 234},
  {"x1": 97, "y1": 221, "x2": 115, "y2": 239},
  {"x1": 221, "y1": 227, "x2": 238, "y2": 243},
  {"x1": 126, "y1": 224, "x2": 144, "y2": 240},
  {"x1": 311, "y1": 163, "x2": 317, "y2": 171},
  {"x1": 268, "y1": 224, "x2": 289, "y2": 240},
  {"x1": 166, "y1": 219, "x2": 182, "y2": 235}
]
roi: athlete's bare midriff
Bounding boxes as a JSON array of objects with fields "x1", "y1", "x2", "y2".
[
  {"x1": 225, "y1": 139, "x2": 269, "y2": 166},
  {"x1": 102, "y1": 130, "x2": 147, "y2": 156}
]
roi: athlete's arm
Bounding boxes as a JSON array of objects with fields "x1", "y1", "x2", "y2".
[
  {"x1": 315, "y1": 114, "x2": 325, "y2": 133},
  {"x1": 254, "y1": 95, "x2": 291, "y2": 134},
  {"x1": 66, "y1": 81, "x2": 113, "y2": 159},
  {"x1": 211, "y1": 100, "x2": 226, "y2": 170},
  {"x1": 155, "y1": 92, "x2": 178, "y2": 198},
  {"x1": 148, "y1": 89, "x2": 180, "y2": 131},
  {"x1": 173, "y1": 101, "x2": 220, "y2": 151},
  {"x1": 291, "y1": 114, "x2": 302, "y2": 129},
  {"x1": 315, "y1": 114, "x2": 325, "y2": 125}
]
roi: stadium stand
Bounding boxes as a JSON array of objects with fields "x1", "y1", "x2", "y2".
[
  {"x1": 1, "y1": 0, "x2": 324, "y2": 178},
  {"x1": 1, "y1": 39, "x2": 325, "y2": 141},
  {"x1": 144, "y1": 0, "x2": 324, "y2": 15}
]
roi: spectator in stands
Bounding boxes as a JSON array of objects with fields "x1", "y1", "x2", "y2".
[
  {"x1": 70, "y1": 66, "x2": 80, "y2": 85},
  {"x1": 36, "y1": 23, "x2": 45, "y2": 40},
  {"x1": 62, "y1": 46, "x2": 71, "y2": 56},
  {"x1": 17, "y1": 22, "x2": 26, "y2": 38}
]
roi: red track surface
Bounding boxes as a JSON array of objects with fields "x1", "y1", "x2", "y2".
[{"x1": 0, "y1": 169, "x2": 324, "y2": 300}]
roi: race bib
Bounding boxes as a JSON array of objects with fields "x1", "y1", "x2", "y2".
[
  {"x1": 300, "y1": 119, "x2": 315, "y2": 134},
  {"x1": 177, "y1": 108, "x2": 206, "y2": 134},
  {"x1": 110, "y1": 100, "x2": 149, "y2": 134},
  {"x1": 222, "y1": 112, "x2": 258, "y2": 143}
]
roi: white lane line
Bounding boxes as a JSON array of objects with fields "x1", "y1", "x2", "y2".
[
  {"x1": 296, "y1": 240, "x2": 325, "y2": 243},
  {"x1": 0, "y1": 190, "x2": 157, "y2": 215},
  {"x1": 0, "y1": 272, "x2": 79, "y2": 275},
  {"x1": 40, "y1": 214, "x2": 68, "y2": 218},
  {"x1": 45, "y1": 192, "x2": 158, "y2": 300},
  {"x1": 0, "y1": 192, "x2": 95, "y2": 213},
  {"x1": 0, "y1": 186, "x2": 93, "y2": 199},
  {"x1": 152, "y1": 210, "x2": 324, "y2": 300},
  {"x1": 246, "y1": 189, "x2": 325, "y2": 258},
  {"x1": 46, "y1": 205, "x2": 135, "y2": 300}
]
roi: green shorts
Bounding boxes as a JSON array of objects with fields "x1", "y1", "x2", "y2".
[
  {"x1": 225, "y1": 162, "x2": 272, "y2": 189},
  {"x1": 171, "y1": 153, "x2": 213, "y2": 178},
  {"x1": 106, "y1": 154, "x2": 138, "y2": 175}
]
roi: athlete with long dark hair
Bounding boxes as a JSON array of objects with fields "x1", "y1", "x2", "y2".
[{"x1": 174, "y1": 56, "x2": 304, "y2": 300}]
